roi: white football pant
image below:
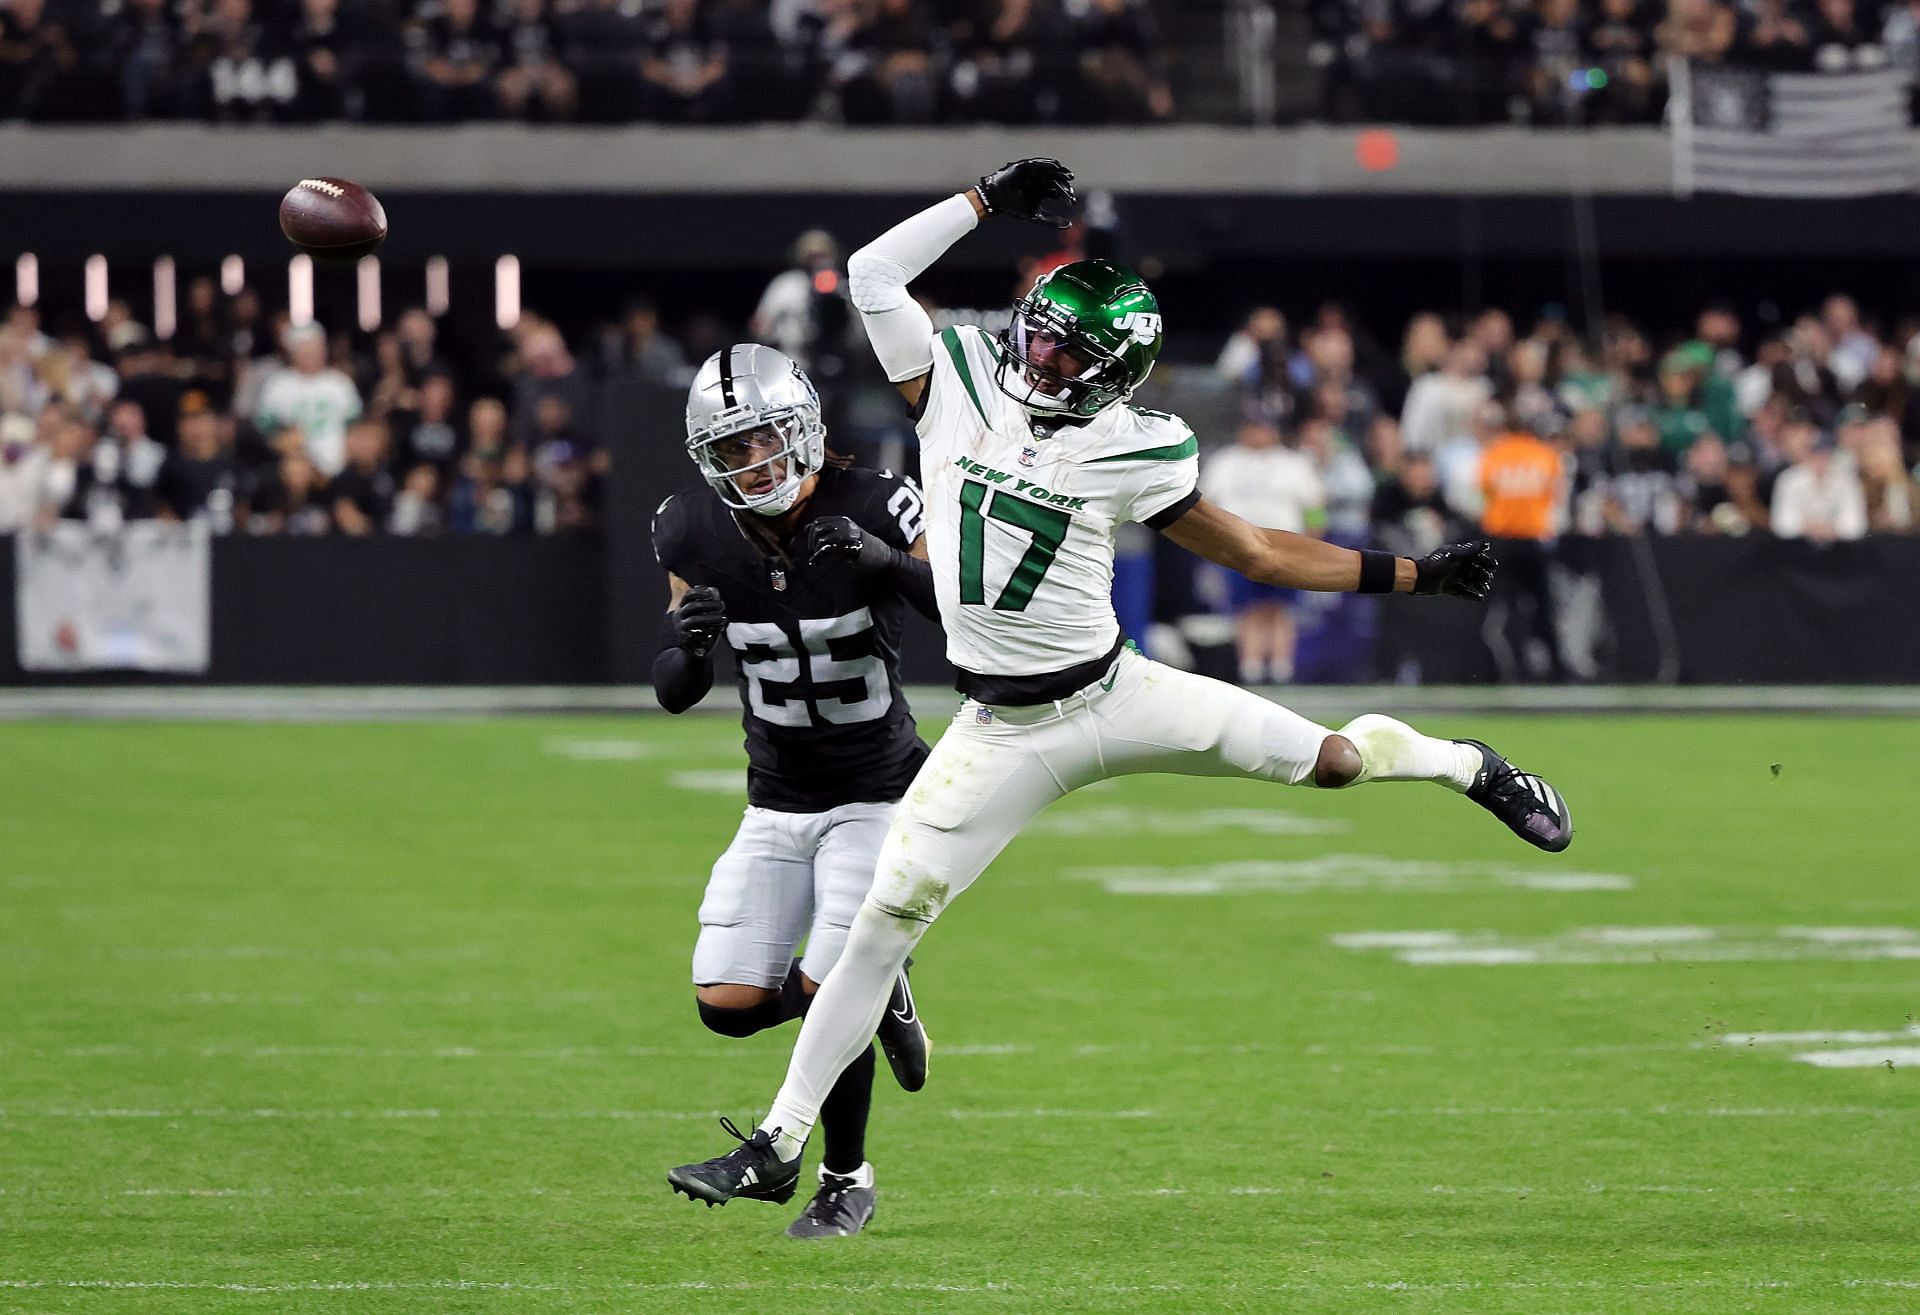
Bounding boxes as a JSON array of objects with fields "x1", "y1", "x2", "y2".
[
  {"x1": 690, "y1": 800, "x2": 897, "y2": 989},
  {"x1": 868, "y1": 647, "x2": 1329, "y2": 923}
]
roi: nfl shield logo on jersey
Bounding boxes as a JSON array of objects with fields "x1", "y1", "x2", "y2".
[
  {"x1": 1019, "y1": 446, "x2": 1038, "y2": 467},
  {"x1": 975, "y1": 706, "x2": 994, "y2": 724},
  {"x1": 769, "y1": 566, "x2": 788, "y2": 591}
]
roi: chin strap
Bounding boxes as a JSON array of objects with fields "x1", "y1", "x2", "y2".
[{"x1": 1028, "y1": 413, "x2": 1096, "y2": 439}]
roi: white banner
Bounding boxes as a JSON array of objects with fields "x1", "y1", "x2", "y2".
[{"x1": 14, "y1": 521, "x2": 211, "y2": 673}]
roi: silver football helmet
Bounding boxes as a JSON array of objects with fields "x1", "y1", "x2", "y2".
[{"x1": 684, "y1": 344, "x2": 826, "y2": 516}]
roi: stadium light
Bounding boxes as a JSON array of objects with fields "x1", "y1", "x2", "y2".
[
  {"x1": 85, "y1": 255, "x2": 108, "y2": 322},
  {"x1": 495, "y1": 255, "x2": 520, "y2": 330},
  {"x1": 289, "y1": 254, "x2": 314, "y2": 328},
  {"x1": 221, "y1": 254, "x2": 245, "y2": 296},
  {"x1": 14, "y1": 253, "x2": 36, "y2": 308},
  {"x1": 358, "y1": 256, "x2": 381, "y2": 333},
  {"x1": 426, "y1": 256, "x2": 449, "y2": 317},
  {"x1": 153, "y1": 257, "x2": 176, "y2": 341}
]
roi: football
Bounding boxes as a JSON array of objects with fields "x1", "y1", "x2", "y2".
[{"x1": 278, "y1": 176, "x2": 388, "y2": 262}]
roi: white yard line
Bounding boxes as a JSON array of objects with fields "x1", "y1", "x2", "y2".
[
  {"x1": 1, "y1": 946, "x2": 503, "y2": 964},
  {"x1": 5, "y1": 1180, "x2": 1889, "y2": 1203},
  {"x1": 667, "y1": 770, "x2": 749, "y2": 793},
  {"x1": 1334, "y1": 925, "x2": 1920, "y2": 966},
  {"x1": 1709, "y1": 1027, "x2": 1920, "y2": 1047},
  {"x1": 1272, "y1": 1105, "x2": 1908, "y2": 1118},
  {"x1": 1082, "y1": 857, "x2": 1633, "y2": 897},
  {"x1": 19, "y1": 1038, "x2": 1731, "y2": 1062},
  {"x1": 166, "y1": 991, "x2": 637, "y2": 1005},
  {"x1": 53, "y1": 1044, "x2": 770, "y2": 1061},
  {"x1": 944, "y1": 1108, "x2": 1158, "y2": 1120},
  {"x1": 0, "y1": 1108, "x2": 727, "y2": 1121},
  {"x1": 1793, "y1": 1045, "x2": 1920, "y2": 1068},
  {"x1": 0, "y1": 1281, "x2": 564, "y2": 1293},
  {"x1": 145, "y1": 982, "x2": 1920, "y2": 1007},
  {"x1": 2, "y1": 1276, "x2": 1916, "y2": 1296},
  {"x1": 539, "y1": 738, "x2": 656, "y2": 761},
  {"x1": 0, "y1": 1106, "x2": 1161, "y2": 1122},
  {"x1": 0, "y1": 1104, "x2": 1901, "y2": 1122}
]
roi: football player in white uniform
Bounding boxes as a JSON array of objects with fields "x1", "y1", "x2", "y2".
[{"x1": 668, "y1": 159, "x2": 1574, "y2": 1206}]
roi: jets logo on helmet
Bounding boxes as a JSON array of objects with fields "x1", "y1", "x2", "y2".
[
  {"x1": 996, "y1": 259, "x2": 1162, "y2": 419},
  {"x1": 683, "y1": 344, "x2": 827, "y2": 516}
]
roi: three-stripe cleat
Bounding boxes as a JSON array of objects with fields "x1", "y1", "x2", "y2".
[
  {"x1": 667, "y1": 1117, "x2": 801, "y2": 1207},
  {"x1": 1457, "y1": 739, "x2": 1573, "y2": 852}
]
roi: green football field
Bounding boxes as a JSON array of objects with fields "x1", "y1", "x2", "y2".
[{"x1": 3, "y1": 710, "x2": 1918, "y2": 1313}]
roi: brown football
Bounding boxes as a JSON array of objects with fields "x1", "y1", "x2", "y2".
[{"x1": 279, "y1": 177, "x2": 388, "y2": 263}]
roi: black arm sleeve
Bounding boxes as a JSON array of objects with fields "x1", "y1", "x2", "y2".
[
  {"x1": 652, "y1": 643, "x2": 715, "y2": 713},
  {"x1": 879, "y1": 546, "x2": 939, "y2": 621}
]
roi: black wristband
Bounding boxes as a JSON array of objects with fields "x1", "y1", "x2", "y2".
[{"x1": 1356, "y1": 550, "x2": 1399, "y2": 595}]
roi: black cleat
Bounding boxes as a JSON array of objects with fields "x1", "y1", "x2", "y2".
[
  {"x1": 666, "y1": 1117, "x2": 801, "y2": 1207},
  {"x1": 1459, "y1": 739, "x2": 1573, "y2": 852},
  {"x1": 876, "y1": 958, "x2": 930, "y2": 1092},
  {"x1": 785, "y1": 1165, "x2": 877, "y2": 1239}
]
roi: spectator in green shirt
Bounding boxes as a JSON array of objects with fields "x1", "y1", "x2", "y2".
[{"x1": 1653, "y1": 341, "x2": 1744, "y2": 457}]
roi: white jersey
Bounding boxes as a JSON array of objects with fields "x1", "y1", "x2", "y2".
[
  {"x1": 1198, "y1": 444, "x2": 1323, "y2": 535},
  {"x1": 255, "y1": 368, "x2": 363, "y2": 477},
  {"x1": 916, "y1": 324, "x2": 1198, "y2": 681}
]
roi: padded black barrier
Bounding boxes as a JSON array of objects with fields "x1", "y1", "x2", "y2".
[
  {"x1": 1375, "y1": 534, "x2": 1920, "y2": 687},
  {"x1": 0, "y1": 533, "x2": 605, "y2": 685},
  {"x1": 2, "y1": 528, "x2": 1915, "y2": 688}
]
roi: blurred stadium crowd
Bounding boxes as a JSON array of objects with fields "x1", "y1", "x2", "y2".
[
  {"x1": 9, "y1": 0, "x2": 1920, "y2": 127},
  {"x1": 1207, "y1": 290, "x2": 1920, "y2": 549},
  {"x1": 0, "y1": 282, "x2": 626, "y2": 535},
  {"x1": 7, "y1": 245, "x2": 1916, "y2": 557},
  {"x1": 1314, "y1": 0, "x2": 1920, "y2": 123},
  {"x1": 0, "y1": 0, "x2": 1175, "y2": 124},
  {"x1": 1195, "y1": 292, "x2": 1920, "y2": 678}
]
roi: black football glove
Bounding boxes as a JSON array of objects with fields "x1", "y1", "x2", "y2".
[
  {"x1": 667, "y1": 584, "x2": 727, "y2": 657},
  {"x1": 1412, "y1": 540, "x2": 1498, "y2": 600},
  {"x1": 799, "y1": 515, "x2": 891, "y2": 576},
  {"x1": 976, "y1": 158, "x2": 1077, "y2": 228}
]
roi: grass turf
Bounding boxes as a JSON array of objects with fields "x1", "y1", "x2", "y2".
[{"x1": 1, "y1": 711, "x2": 1917, "y2": 1313}]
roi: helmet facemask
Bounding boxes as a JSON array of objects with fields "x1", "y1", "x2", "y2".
[
  {"x1": 687, "y1": 406, "x2": 823, "y2": 515},
  {"x1": 996, "y1": 293, "x2": 1135, "y2": 419}
]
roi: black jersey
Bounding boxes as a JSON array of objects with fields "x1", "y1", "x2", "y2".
[{"x1": 653, "y1": 465, "x2": 931, "y2": 813}]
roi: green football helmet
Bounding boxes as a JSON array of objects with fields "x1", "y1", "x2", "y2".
[{"x1": 995, "y1": 259, "x2": 1162, "y2": 418}]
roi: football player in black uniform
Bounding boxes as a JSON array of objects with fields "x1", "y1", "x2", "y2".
[{"x1": 653, "y1": 343, "x2": 937, "y2": 1239}]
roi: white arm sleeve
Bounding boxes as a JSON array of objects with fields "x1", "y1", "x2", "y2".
[{"x1": 847, "y1": 193, "x2": 979, "y2": 384}]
